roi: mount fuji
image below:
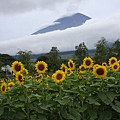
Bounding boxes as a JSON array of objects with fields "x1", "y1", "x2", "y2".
[{"x1": 32, "y1": 13, "x2": 91, "y2": 35}]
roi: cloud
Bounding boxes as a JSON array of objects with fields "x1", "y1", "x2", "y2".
[
  {"x1": 0, "y1": 0, "x2": 83, "y2": 14},
  {"x1": 0, "y1": 14, "x2": 120, "y2": 55}
]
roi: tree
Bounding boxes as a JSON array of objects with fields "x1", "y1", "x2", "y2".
[
  {"x1": 36, "y1": 55, "x2": 48, "y2": 63},
  {"x1": 17, "y1": 50, "x2": 32, "y2": 71},
  {"x1": 46, "y1": 47, "x2": 62, "y2": 72},
  {"x1": 0, "y1": 54, "x2": 16, "y2": 66},
  {"x1": 94, "y1": 37, "x2": 109, "y2": 64},
  {"x1": 111, "y1": 39, "x2": 120, "y2": 59},
  {"x1": 74, "y1": 42, "x2": 88, "y2": 65}
]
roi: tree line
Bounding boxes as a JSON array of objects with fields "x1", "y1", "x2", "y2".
[{"x1": 0, "y1": 37, "x2": 120, "y2": 74}]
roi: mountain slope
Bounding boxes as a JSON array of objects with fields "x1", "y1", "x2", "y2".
[{"x1": 32, "y1": 13, "x2": 91, "y2": 35}]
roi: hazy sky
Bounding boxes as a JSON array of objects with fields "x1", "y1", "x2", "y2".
[{"x1": 0, "y1": 0, "x2": 120, "y2": 55}]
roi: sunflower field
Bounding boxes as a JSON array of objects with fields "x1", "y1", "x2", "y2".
[{"x1": 0, "y1": 57, "x2": 120, "y2": 120}]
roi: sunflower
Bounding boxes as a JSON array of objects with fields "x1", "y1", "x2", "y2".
[
  {"x1": 8, "y1": 82, "x2": 15, "y2": 89},
  {"x1": 67, "y1": 68, "x2": 73, "y2": 76},
  {"x1": 111, "y1": 62, "x2": 119, "y2": 72},
  {"x1": 68, "y1": 59, "x2": 75, "y2": 70},
  {"x1": 93, "y1": 64, "x2": 100, "y2": 70},
  {"x1": 11, "y1": 61, "x2": 24, "y2": 74},
  {"x1": 1, "y1": 82, "x2": 7, "y2": 94},
  {"x1": 83, "y1": 57, "x2": 93, "y2": 69},
  {"x1": 22, "y1": 68, "x2": 28, "y2": 74},
  {"x1": 118, "y1": 60, "x2": 120, "y2": 66},
  {"x1": 79, "y1": 64, "x2": 86, "y2": 74},
  {"x1": 46, "y1": 75, "x2": 50, "y2": 78},
  {"x1": 29, "y1": 76, "x2": 33, "y2": 79},
  {"x1": 15, "y1": 72, "x2": 24, "y2": 85},
  {"x1": 102, "y1": 62, "x2": 107, "y2": 67},
  {"x1": 60, "y1": 63, "x2": 67, "y2": 73},
  {"x1": 52, "y1": 70, "x2": 65, "y2": 83},
  {"x1": 108, "y1": 57, "x2": 117, "y2": 66},
  {"x1": 79, "y1": 64, "x2": 85, "y2": 70},
  {"x1": 35, "y1": 61, "x2": 48, "y2": 73},
  {"x1": 36, "y1": 79, "x2": 43, "y2": 84},
  {"x1": 45, "y1": 84, "x2": 49, "y2": 87},
  {"x1": 39, "y1": 74, "x2": 43, "y2": 79},
  {"x1": 52, "y1": 73, "x2": 56, "y2": 80},
  {"x1": 93, "y1": 65, "x2": 107, "y2": 78}
]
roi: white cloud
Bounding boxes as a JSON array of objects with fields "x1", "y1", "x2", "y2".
[
  {"x1": 0, "y1": 14, "x2": 120, "y2": 55},
  {"x1": 0, "y1": 0, "x2": 83, "y2": 14}
]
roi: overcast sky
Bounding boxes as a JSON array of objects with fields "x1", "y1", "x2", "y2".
[{"x1": 0, "y1": 0, "x2": 120, "y2": 55}]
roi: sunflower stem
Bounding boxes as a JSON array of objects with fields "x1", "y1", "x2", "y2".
[
  {"x1": 59, "y1": 83, "x2": 64, "y2": 118},
  {"x1": 43, "y1": 83, "x2": 47, "y2": 103},
  {"x1": 23, "y1": 85, "x2": 30, "y2": 120},
  {"x1": 59, "y1": 83, "x2": 62, "y2": 98}
]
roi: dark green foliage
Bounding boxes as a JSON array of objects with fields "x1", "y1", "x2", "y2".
[
  {"x1": 110, "y1": 39, "x2": 120, "y2": 59},
  {"x1": 46, "y1": 47, "x2": 62, "y2": 72},
  {"x1": 94, "y1": 37, "x2": 109, "y2": 64},
  {"x1": 94, "y1": 38, "x2": 120, "y2": 64},
  {"x1": 17, "y1": 50, "x2": 32, "y2": 66},
  {"x1": 74, "y1": 42, "x2": 89, "y2": 66},
  {"x1": 36, "y1": 47, "x2": 62, "y2": 72},
  {"x1": 16, "y1": 50, "x2": 34, "y2": 74},
  {"x1": 36, "y1": 55, "x2": 48, "y2": 63},
  {"x1": 0, "y1": 53, "x2": 16, "y2": 66},
  {"x1": 0, "y1": 54, "x2": 16, "y2": 78}
]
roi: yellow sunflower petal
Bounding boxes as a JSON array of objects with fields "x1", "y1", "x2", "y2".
[
  {"x1": 1, "y1": 82, "x2": 7, "y2": 94},
  {"x1": 52, "y1": 70, "x2": 65, "y2": 83},
  {"x1": 93, "y1": 65, "x2": 107, "y2": 78},
  {"x1": 68, "y1": 59, "x2": 75, "y2": 70},
  {"x1": 83, "y1": 57, "x2": 93, "y2": 69},
  {"x1": 11, "y1": 61, "x2": 24, "y2": 74},
  {"x1": 35, "y1": 61, "x2": 48, "y2": 73}
]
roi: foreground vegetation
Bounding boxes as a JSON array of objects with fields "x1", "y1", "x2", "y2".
[
  {"x1": 0, "y1": 37, "x2": 120, "y2": 119},
  {"x1": 0, "y1": 56, "x2": 120, "y2": 120}
]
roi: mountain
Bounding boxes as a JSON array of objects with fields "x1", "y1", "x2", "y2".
[{"x1": 32, "y1": 13, "x2": 91, "y2": 35}]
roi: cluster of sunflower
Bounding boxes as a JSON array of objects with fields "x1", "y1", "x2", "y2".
[
  {"x1": 0, "y1": 56, "x2": 120, "y2": 94},
  {"x1": 52, "y1": 59, "x2": 75, "y2": 83},
  {"x1": 92, "y1": 57, "x2": 120, "y2": 78},
  {"x1": 0, "y1": 60, "x2": 49, "y2": 94},
  {"x1": 51, "y1": 56, "x2": 120, "y2": 84},
  {"x1": 0, "y1": 61, "x2": 28, "y2": 94}
]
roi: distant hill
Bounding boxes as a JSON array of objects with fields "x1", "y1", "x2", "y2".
[
  {"x1": 0, "y1": 54, "x2": 16, "y2": 65},
  {"x1": 32, "y1": 13, "x2": 91, "y2": 35},
  {"x1": 13, "y1": 41, "x2": 114, "y2": 60},
  {"x1": 29, "y1": 49, "x2": 96, "y2": 60}
]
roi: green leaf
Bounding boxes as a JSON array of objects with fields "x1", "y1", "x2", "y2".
[
  {"x1": 111, "y1": 100, "x2": 120, "y2": 113},
  {"x1": 0, "y1": 107, "x2": 4, "y2": 116},
  {"x1": 78, "y1": 105, "x2": 87, "y2": 112},
  {"x1": 23, "y1": 84, "x2": 32, "y2": 88},
  {"x1": 12, "y1": 102, "x2": 24, "y2": 108},
  {"x1": 69, "y1": 107, "x2": 81, "y2": 120},
  {"x1": 37, "y1": 114, "x2": 47, "y2": 120},
  {"x1": 88, "y1": 109, "x2": 97, "y2": 120},
  {"x1": 86, "y1": 97, "x2": 100, "y2": 106},
  {"x1": 30, "y1": 115, "x2": 37, "y2": 120},
  {"x1": 61, "y1": 107, "x2": 81, "y2": 120},
  {"x1": 54, "y1": 98, "x2": 71, "y2": 105},
  {"x1": 0, "y1": 94, "x2": 7, "y2": 99},
  {"x1": 40, "y1": 104, "x2": 53, "y2": 111},
  {"x1": 98, "y1": 109, "x2": 112, "y2": 120},
  {"x1": 63, "y1": 89, "x2": 78, "y2": 94},
  {"x1": 107, "y1": 77, "x2": 115, "y2": 80},
  {"x1": 98, "y1": 92, "x2": 116, "y2": 105},
  {"x1": 90, "y1": 82, "x2": 100, "y2": 87},
  {"x1": 14, "y1": 111, "x2": 26, "y2": 119}
]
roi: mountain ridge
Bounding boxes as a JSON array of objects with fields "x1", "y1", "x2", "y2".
[{"x1": 32, "y1": 13, "x2": 91, "y2": 35}]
